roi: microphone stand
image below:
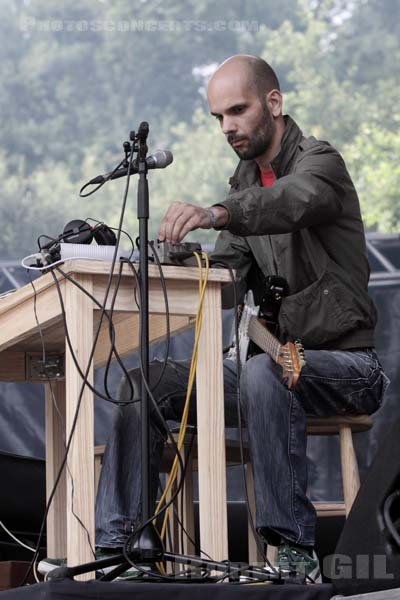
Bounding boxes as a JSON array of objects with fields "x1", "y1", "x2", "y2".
[{"x1": 134, "y1": 123, "x2": 164, "y2": 556}]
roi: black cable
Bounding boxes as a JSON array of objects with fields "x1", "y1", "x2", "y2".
[
  {"x1": 79, "y1": 157, "x2": 127, "y2": 198},
  {"x1": 85, "y1": 217, "x2": 136, "y2": 261},
  {"x1": 383, "y1": 490, "x2": 400, "y2": 549},
  {"x1": 101, "y1": 243, "x2": 169, "y2": 405},
  {"x1": 21, "y1": 134, "x2": 137, "y2": 585},
  {"x1": 154, "y1": 438, "x2": 201, "y2": 579},
  {"x1": 53, "y1": 266, "x2": 136, "y2": 406},
  {"x1": 126, "y1": 260, "x2": 186, "y2": 486},
  {"x1": 20, "y1": 275, "x2": 96, "y2": 585},
  {"x1": 27, "y1": 273, "x2": 99, "y2": 579},
  {"x1": 101, "y1": 259, "x2": 133, "y2": 402},
  {"x1": 37, "y1": 234, "x2": 59, "y2": 251},
  {"x1": 54, "y1": 140, "x2": 138, "y2": 408},
  {"x1": 162, "y1": 429, "x2": 198, "y2": 557}
]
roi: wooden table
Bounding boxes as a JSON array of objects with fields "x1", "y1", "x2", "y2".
[{"x1": 0, "y1": 260, "x2": 232, "y2": 578}]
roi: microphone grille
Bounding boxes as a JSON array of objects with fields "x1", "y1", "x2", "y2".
[{"x1": 152, "y1": 150, "x2": 174, "y2": 168}]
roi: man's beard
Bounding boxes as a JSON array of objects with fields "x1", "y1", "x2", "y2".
[{"x1": 229, "y1": 103, "x2": 275, "y2": 160}]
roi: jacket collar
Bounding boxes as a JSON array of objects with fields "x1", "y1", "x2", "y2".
[
  {"x1": 270, "y1": 115, "x2": 303, "y2": 178},
  {"x1": 228, "y1": 115, "x2": 303, "y2": 189}
]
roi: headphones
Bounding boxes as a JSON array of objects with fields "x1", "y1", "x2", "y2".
[
  {"x1": 37, "y1": 219, "x2": 117, "y2": 266},
  {"x1": 60, "y1": 219, "x2": 117, "y2": 246},
  {"x1": 41, "y1": 219, "x2": 117, "y2": 251}
]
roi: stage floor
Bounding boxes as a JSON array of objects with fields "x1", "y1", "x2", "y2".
[{"x1": 0, "y1": 579, "x2": 334, "y2": 600}]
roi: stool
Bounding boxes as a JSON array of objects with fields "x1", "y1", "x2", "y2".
[
  {"x1": 249, "y1": 414, "x2": 373, "y2": 564},
  {"x1": 307, "y1": 414, "x2": 373, "y2": 517}
]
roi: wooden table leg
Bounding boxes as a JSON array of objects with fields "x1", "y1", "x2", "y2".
[
  {"x1": 196, "y1": 282, "x2": 228, "y2": 561},
  {"x1": 45, "y1": 380, "x2": 67, "y2": 559},
  {"x1": 64, "y1": 274, "x2": 95, "y2": 579}
]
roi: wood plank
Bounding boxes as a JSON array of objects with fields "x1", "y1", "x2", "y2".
[
  {"x1": 0, "y1": 261, "x2": 232, "y2": 318},
  {"x1": 92, "y1": 275, "x2": 209, "y2": 316},
  {"x1": 313, "y1": 502, "x2": 346, "y2": 517},
  {"x1": 93, "y1": 313, "x2": 193, "y2": 368},
  {"x1": 196, "y1": 281, "x2": 228, "y2": 561},
  {"x1": 0, "y1": 315, "x2": 193, "y2": 381},
  {"x1": 307, "y1": 415, "x2": 373, "y2": 434},
  {"x1": 339, "y1": 425, "x2": 360, "y2": 516},
  {"x1": 45, "y1": 381, "x2": 67, "y2": 558},
  {"x1": 61, "y1": 260, "x2": 233, "y2": 283},
  {"x1": 0, "y1": 351, "x2": 26, "y2": 381},
  {"x1": 0, "y1": 281, "x2": 65, "y2": 351},
  {"x1": 64, "y1": 274, "x2": 95, "y2": 580}
]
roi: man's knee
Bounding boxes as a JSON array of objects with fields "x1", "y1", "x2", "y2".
[
  {"x1": 117, "y1": 362, "x2": 167, "y2": 404},
  {"x1": 240, "y1": 354, "x2": 287, "y2": 409},
  {"x1": 118, "y1": 367, "x2": 141, "y2": 405},
  {"x1": 241, "y1": 354, "x2": 278, "y2": 387},
  {"x1": 116, "y1": 362, "x2": 176, "y2": 433}
]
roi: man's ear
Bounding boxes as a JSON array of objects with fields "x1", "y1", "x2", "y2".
[{"x1": 266, "y1": 89, "x2": 283, "y2": 118}]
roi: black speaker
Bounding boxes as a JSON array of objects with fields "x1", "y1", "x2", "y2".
[{"x1": 329, "y1": 417, "x2": 400, "y2": 595}]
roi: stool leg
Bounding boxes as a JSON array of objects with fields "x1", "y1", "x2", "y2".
[
  {"x1": 246, "y1": 462, "x2": 264, "y2": 565},
  {"x1": 339, "y1": 425, "x2": 361, "y2": 516},
  {"x1": 266, "y1": 545, "x2": 277, "y2": 566}
]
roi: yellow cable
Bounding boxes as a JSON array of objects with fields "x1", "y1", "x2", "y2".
[
  {"x1": 156, "y1": 561, "x2": 166, "y2": 575},
  {"x1": 155, "y1": 253, "x2": 210, "y2": 542},
  {"x1": 157, "y1": 252, "x2": 208, "y2": 524}
]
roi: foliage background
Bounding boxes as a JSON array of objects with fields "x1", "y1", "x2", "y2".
[{"x1": 0, "y1": 0, "x2": 399, "y2": 258}]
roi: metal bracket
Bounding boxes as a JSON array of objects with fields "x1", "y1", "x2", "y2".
[{"x1": 26, "y1": 352, "x2": 65, "y2": 381}]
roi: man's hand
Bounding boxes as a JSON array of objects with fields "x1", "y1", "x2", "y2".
[{"x1": 158, "y1": 201, "x2": 228, "y2": 243}]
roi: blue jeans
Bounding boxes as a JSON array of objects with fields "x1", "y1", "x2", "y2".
[{"x1": 95, "y1": 349, "x2": 389, "y2": 548}]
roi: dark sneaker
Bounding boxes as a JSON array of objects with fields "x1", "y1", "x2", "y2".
[{"x1": 277, "y1": 542, "x2": 322, "y2": 583}]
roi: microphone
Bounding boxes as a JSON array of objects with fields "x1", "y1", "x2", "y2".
[{"x1": 89, "y1": 150, "x2": 173, "y2": 185}]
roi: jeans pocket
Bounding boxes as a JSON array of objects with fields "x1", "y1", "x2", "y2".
[{"x1": 345, "y1": 364, "x2": 390, "y2": 415}]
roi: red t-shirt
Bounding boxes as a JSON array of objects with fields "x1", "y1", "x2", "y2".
[{"x1": 260, "y1": 168, "x2": 275, "y2": 187}]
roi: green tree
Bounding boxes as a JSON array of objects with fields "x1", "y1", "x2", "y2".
[
  {"x1": 1, "y1": 0, "x2": 399, "y2": 258},
  {"x1": 343, "y1": 122, "x2": 400, "y2": 231},
  {"x1": 0, "y1": 151, "x2": 79, "y2": 257}
]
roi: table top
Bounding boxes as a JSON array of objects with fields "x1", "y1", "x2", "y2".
[
  {"x1": 0, "y1": 259, "x2": 233, "y2": 315},
  {"x1": 0, "y1": 259, "x2": 232, "y2": 379}
]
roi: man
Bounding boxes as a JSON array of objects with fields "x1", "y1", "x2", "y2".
[{"x1": 71, "y1": 55, "x2": 389, "y2": 581}]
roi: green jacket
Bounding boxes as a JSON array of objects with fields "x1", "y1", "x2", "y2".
[{"x1": 210, "y1": 115, "x2": 376, "y2": 350}]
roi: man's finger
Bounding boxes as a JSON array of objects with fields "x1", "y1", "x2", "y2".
[
  {"x1": 174, "y1": 215, "x2": 204, "y2": 243},
  {"x1": 158, "y1": 203, "x2": 212, "y2": 242},
  {"x1": 170, "y1": 211, "x2": 193, "y2": 243},
  {"x1": 158, "y1": 202, "x2": 184, "y2": 241}
]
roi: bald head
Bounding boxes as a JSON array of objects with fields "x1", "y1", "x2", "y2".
[
  {"x1": 207, "y1": 55, "x2": 284, "y2": 168},
  {"x1": 208, "y1": 55, "x2": 280, "y2": 101}
]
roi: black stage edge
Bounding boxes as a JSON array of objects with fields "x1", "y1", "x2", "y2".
[{"x1": 0, "y1": 580, "x2": 333, "y2": 600}]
